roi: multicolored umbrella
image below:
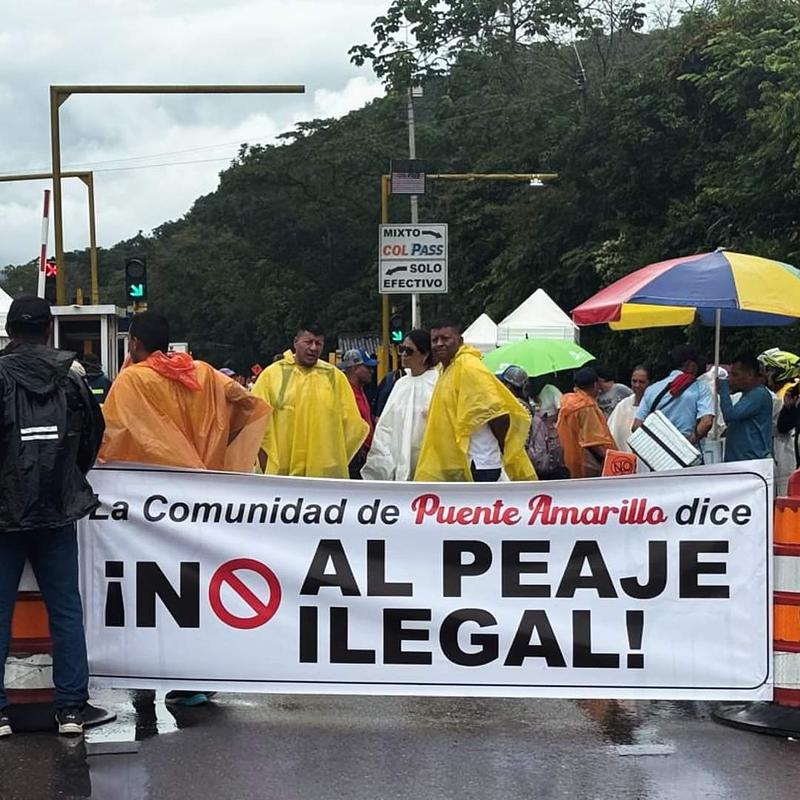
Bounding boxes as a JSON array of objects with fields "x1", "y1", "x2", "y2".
[
  {"x1": 483, "y1": 338, "x2": 594, "y2": 377},
  {"x1": 572, "y1": 249, "x2": 800, "y2": 329},
  {"x1": 572, "y1": 248, "x2": 800, "y2": 442}
]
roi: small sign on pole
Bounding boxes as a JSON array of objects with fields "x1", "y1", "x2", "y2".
[{"x1": 390, "y1": 159, "x2": 426, "y2": 195}]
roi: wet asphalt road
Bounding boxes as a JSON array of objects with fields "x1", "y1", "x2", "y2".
[{"x1": 2, "y1": 693, "x2": 800, "y2": 800}]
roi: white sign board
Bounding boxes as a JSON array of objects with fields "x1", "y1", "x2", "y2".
[
  {"x1": 379, "y1": 224, "x2": 448, "y2": 294},
  {"x1": 80, "y1": 462, "x2": 772, "y2": 700}
]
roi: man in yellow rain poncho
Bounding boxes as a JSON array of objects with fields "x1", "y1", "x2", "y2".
[
  {"x1": 100, "y1": 311, "x2": 271, "y2": 472},
  {"x1": 251, "y1": 323, "x2": 369, "y2": 477},
  {"x1": 415, "y1": 320, "x2": 536, "y2": 482}
]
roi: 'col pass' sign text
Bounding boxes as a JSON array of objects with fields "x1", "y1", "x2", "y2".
[{"x1": 379, "y1": 223, "x2": 448, "y2": 294}]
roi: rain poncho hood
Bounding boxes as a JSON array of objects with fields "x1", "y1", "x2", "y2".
[
  {"x1": 143, "y1": 350, "x2": 202, "y2": 391},
  {"x1": 251, "y1": 350, "x2": 368, "y2": 478},
  {"x1": 0, "y1": 341, "x2": 75, "y2": 395},
  {"x1": 100, "y1": 353, "x2": 270, "y2": 472},
  {"x1": 362, "y1": 369, "x2": 438, "y2": 481},
  {"x1": 414, "y1": 345, "x2": 536, "y2": 481}
]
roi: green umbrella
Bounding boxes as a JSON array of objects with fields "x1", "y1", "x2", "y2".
[{"x1": 482, "y1": 338, "x2": 594, "y2": 377}]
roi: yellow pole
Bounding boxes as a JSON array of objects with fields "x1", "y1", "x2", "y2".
[
  {"x1": 50, "y1": 87, "x2": 67, "y2": 305},
  {"x1": 0, "y1": 170, "x2": 99, "y2": 305},
  {"x1": 374, "y1": 170, "x2": 560, "y2": 379},
  {"x1": 380, "y1": 175, "x2": 391, "y2": 382},
  {"x1": 48, "y1": 83, "x2": 305, "y2": 304}
]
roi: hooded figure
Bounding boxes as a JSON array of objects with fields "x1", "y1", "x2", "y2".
[
  {"x1": 414, "y1": 321, "x2": 535, "y2": 482},
  {"x1": 0, "y1": 302, "x2": 103, "y2": 530},
  {"x1": 0, "y1": 295, "x2": 105, "y2": 737},
  {"x1": 100, "y1": 312, "x2": 270, "y2": 472}
]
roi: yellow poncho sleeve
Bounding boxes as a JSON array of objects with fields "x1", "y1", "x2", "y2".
[{"x1": 414, "y1": 346, "x2": 536, "y2": 481}]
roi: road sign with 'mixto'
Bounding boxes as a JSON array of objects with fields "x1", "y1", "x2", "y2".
[{"x1": 379, "y1": 224, "x2": 448, "y2": 295}]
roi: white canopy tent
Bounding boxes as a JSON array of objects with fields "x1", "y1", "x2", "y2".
[
  {"x1": 462, "y1": 313, "x2": 498, "y2": 354},
  {"x1": 496, "y1": 288, "x2": 579, "y2": 343}
]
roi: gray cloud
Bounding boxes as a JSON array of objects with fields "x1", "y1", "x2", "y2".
[{"x1": 0, "y1": 0, "x2": 384, "y2": 266}]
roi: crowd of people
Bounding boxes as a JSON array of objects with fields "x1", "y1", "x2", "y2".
[{"x1": 0, "y1": 295, "x2": 796, "y2": 737}]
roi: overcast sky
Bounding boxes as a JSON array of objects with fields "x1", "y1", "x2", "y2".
[{"x1": 0, "y1": 0, "x2": 385, "y2": 267}]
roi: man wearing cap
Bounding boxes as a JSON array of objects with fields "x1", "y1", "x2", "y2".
[
  {"x1": 497, "y1": 365, "x2": 533, "y2": 425},
  {"x1": 415, "y1": 320, "x2": 535, "y2": 482},
  {"x1": 252, "y1": 324, "x2": 368, "y2": 478},
  {"x1": 0, "y1": 296, "x2": 105, "y2": 737},
  {"x1": 340, "y1": 348, "x2": 377, "y2": 478},
  {"x1": 497, "y1": 365, "x2": 539, "y2": 468}
]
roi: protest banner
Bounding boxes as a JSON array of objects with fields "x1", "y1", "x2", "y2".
[{"x1": 79, "y1": 461, "x2": 773, "y2": 700}]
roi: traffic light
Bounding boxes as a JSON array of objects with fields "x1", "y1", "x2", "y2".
[
  {"x1": 43, "y1": 258, "x2": 57, "y2": 304},
  {"x1": 125, "y1": 257, "x2": 147, "y2": 304},
  {"x1": 390, "y1": 313, "x2": 404, "y2": 344}
]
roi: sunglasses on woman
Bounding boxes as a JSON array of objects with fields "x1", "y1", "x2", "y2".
[{"x1": 398, "y1": 346, "x2": 419, "y2": 356}]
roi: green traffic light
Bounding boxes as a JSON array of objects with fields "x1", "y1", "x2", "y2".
[
  {"x1": 129, "y1": 284, "x2": 145, "y2": 298},
  {"x1": 390, "y1": 330, "x2": 404, "y2": 343}
]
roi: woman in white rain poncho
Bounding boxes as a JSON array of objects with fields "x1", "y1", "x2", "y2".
[{"x1": 362, "y1": 329, "x2": 438, "y2": 481}]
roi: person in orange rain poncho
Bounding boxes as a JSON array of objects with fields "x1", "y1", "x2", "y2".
[
  {"x1": 251, "y1": 323, "x2": 369, "y2": 478},
  {"x1": 414, "y1": 320, "x2": 536, "y2": 482},
  {"x1": 556, "y1": 367, "x2": 616, "y2": 479},
  {"x1": 99, "y1": 311, "x2": 271, "y2": 472}
]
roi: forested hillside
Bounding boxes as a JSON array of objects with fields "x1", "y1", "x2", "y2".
[{"x1": 3, "y1": 0, "x2": 799, "y2": 375}]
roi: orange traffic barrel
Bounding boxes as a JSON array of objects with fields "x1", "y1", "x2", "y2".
[
  {"x1": 714, "y1": 488, "x2": 800, "y2": 736},
  {"x1": 5, "y1": 565, "x2": 57, "y2": 732},
  {"x1": 774, "y1": 496, "x2": 800, "y2": 708}
]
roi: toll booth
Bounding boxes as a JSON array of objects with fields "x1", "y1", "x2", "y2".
[{"x1": 51, "y1": 305, "x2": 127, "y2": 379}]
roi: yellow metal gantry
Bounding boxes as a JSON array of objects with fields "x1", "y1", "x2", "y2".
[{"x1": 49, "y1": 83, "x2": 305, "y2": 304}]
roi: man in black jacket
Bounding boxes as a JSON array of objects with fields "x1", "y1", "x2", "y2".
[
  {"x1": 80, "y1": 352, "x2": 113, "y2": 404},
  {"x1": 0, "y1": 296, "x2": 104, "y2": 737}
]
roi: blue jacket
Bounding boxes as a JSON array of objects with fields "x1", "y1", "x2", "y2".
[{"x1": 719, "y1": 381, "x2": 773, "y2": 462}]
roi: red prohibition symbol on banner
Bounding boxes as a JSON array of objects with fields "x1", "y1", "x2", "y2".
[{"x1": 208, "y1": 558, "x2": 282, "y2": 629}]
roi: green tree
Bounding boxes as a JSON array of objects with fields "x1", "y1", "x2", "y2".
[{"x1": 350, "y1": 0, "x2": 646, "y2": 88}]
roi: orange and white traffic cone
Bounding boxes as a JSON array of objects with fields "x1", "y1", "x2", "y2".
[
  {"x1": 5, "y1": 564, "x2": 115, "y2": 733},
  {"x1": 6, "y1": 565, "x2": 57, "y2": 732},
  {"x1": 714, "y1": 492, "x2": 800, "y2": 736}
]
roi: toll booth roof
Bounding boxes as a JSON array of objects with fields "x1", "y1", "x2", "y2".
[{"x1": 51, "y1": 305, "x2": 126, "y2": 317}]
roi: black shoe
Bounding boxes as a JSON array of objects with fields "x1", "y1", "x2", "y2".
[
  {"x1": 0, "y1": 709, "x2": 11, "y2": 737},
  {"x1": 55, "y1": 707, "x2": 84, "y2": 736}
]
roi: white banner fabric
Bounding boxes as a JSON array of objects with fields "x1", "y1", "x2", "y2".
[{"x1": 79, "y1": 460, "x2": 773, "y2": 700}]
